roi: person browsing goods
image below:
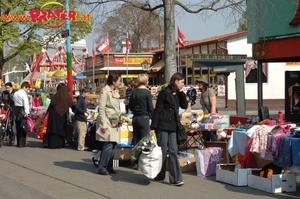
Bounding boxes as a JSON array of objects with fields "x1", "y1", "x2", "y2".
[{"x1": 196, "y1": 77, "x2": 218, "y2": 141}]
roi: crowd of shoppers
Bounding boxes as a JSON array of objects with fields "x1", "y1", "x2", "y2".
[{"x1": 1, "y1": 71, "x2": 221, "y2": 187}]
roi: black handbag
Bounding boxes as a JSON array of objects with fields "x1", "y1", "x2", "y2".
[
  {"x1": 20, "y1": 119, "x2": 30, "y2": 133},
  {"x1": 176, "y1": 120, "x2": 187, "y2": 145}
]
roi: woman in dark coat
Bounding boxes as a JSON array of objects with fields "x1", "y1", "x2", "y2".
[
  {"x1": 150, "y1": 72, "x2": 188, "y2": 186},
  {"x1": 43, "y1": 83, "x2": 73, "y2": 149}
]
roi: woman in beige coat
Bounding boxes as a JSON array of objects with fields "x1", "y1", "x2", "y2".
[{"x1": 96, "y1": 72, "x2": 122, "y2": 175}]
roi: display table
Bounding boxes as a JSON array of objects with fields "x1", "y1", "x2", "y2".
[
  {"x1": 228, "y1": 129, "x2": 248, "y2": 157},
  {"x1": 228, "y1": 128, "x2": 300, "y2": 173}
]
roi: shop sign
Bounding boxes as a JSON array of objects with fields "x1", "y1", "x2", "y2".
[
  {"x1": 114, "y1": 57, "x2": 152, "y2": 65},
  {"x1": 0, "y1": 1, "x2": 91, "y2": 28}
]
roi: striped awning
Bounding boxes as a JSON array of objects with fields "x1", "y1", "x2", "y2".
[{"x1": 148, "y1": 59, "x2": 164, "y2": 73}]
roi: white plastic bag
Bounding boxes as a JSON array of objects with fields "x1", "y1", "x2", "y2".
[{"x1": 138, "y1": 141, "x2": 163, "y2": 179}]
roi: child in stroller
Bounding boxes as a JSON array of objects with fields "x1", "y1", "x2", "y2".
[{"x1": 0, "y1": 104, "x2": 14, "y2": 147}]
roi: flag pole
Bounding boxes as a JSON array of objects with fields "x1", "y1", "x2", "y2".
[
  {"x1": 126, "y1": 53, "x2": 128, "y2": 78},
  {"x1": 177, "y1": 43, "x2": 180, "y2": 72},
  {"x1": 92, "y1": 60, "x2": 94, "y2": 84},
  {"x1": 107, "y1": 50, "x2": 110, "y2": 76}
]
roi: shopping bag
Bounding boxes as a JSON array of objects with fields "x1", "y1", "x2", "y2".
[
  {"x1": 131, "y1": 133, "x2": 157, "y2": 161},
  {"x1": 27, "y1": 117, "x2": 35, "y2": 135},
  {"x1": 36, "y1": 113, "x2": 49, "y2": 139},
  {"x1": 195, "y1": 147, "x2": 223, "y2": 177},
  {"x1": 138, "y1": 140, "x2": 162, "y2": 179}
]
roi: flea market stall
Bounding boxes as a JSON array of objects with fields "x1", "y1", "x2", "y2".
[{"x1": 212, "y1": 0, "x2": 300, "y2": 193}]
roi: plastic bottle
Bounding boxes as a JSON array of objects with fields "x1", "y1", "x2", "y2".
[
  {"x1": 278, "y1": 110, "x2": 284, "y2": 124},
  {"x1": 237, "y1": 120, "x2": 241, "y2": 129}
]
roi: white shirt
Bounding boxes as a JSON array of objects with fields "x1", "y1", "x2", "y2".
[{"x1": 13, "y1": 89, "x2": 30, "y2": 114}]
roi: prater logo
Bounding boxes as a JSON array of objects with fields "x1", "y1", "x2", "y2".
[{"x1": 1, "y1": 1, "x2": 91, "y2": 28}]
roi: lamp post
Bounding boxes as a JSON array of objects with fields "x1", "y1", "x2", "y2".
[{"x1": 65, "y1": 0, "x2": 73, "y2": 97}]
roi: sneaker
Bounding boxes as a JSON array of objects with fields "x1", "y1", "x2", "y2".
[
  {"x1": 108, "y1": 170, "x2": 117, "y2": 174},
  {"x1": 170, "y1": 181, "x2": 184, "y2": 186},
  {"x1": 78, "y1": 147, "x2": 89, "y2": 151},
  {"x1": 98, "y1": 171, "x2": 109, "y2": 175},
  {"x1": 92, "y1": 157, "x2": 99, "y2": 168}
]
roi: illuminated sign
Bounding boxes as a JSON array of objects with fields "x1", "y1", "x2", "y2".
[{"x1": 1, "y1": 1, "x2": 91, "y2": 28}]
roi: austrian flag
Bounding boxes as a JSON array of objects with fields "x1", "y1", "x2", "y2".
[
  {"x1": 97, "y1": 34, "x2": 110, "y2": 55},
  {"x1": 177, "y1": 26, "x2": 185, "y2": 47}
]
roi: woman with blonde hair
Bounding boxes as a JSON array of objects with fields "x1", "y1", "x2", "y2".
[{"x1": 129, "y1": 73, "x2": 154, "y2": 147}]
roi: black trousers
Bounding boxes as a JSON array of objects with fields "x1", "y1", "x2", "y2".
[
  {"x1": 132, "y1": 115, "x2": 150, "y2": 145},
  {"x1": 15, "y1": 121, "x2": 27, "y2": 147},
  {"x1": 202, "y1": 130, "x2": 218, "y2": 141}
]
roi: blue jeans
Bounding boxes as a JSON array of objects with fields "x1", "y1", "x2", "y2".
[{"x1": 97, "y1": 142, "x2": 117, "y2": 173}]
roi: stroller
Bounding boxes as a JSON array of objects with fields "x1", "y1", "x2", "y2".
[{"x1": 0, "y1": 109, "x2": 14, "y2": 147}]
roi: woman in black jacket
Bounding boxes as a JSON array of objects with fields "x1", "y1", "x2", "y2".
[{"x1": 150, "y1": 72, "x2": 188, "y2": 186}]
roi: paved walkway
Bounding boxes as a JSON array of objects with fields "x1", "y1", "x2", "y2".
[{"x1": 0, "y1": 136, "x2": 299, "y2": 199}]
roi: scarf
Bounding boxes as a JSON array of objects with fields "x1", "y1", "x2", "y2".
[{"x1": 50, "y1": 85, "x2": 73, "y2": 116}]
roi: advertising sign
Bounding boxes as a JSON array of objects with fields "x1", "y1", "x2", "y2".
[
  {"x1": 285, "y1": 71, "x2": 300, "y2": 122},
  {"x1": 1, "y1": 1, "x2": 91, "y2": 28}
]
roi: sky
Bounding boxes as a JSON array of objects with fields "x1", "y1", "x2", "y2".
[
  {"x1": 175, "y1": 11, "x2": 238, "y2": 40},
  {"x1": 82, "y1": 9, "x2": 238, "y2": 51}
]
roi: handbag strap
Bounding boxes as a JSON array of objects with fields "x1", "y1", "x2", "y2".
[
  {"x1": 201, "y1": 93, "x2": 211, "y2": 113},
  {"x1": 201, "y1": 90, "x2": 218, "y2": 113}
]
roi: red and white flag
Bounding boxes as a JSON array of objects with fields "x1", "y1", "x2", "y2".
[
  {"x1": 92, "y1": 42, "x2": 96, "y2": 63},
  {"x1": 177, "y1": 26, "x2": 185, "y2": 47},
  {"x1": 97, "y1": 34, "x2": 110, "y2": 55},
  {"x1": 126, "y1": 28, "x2": 130, "y2": 56}
]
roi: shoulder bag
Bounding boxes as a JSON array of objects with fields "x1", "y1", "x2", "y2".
[{"x1": 167, "y1": 89, "x2": 187, "y2": 145}]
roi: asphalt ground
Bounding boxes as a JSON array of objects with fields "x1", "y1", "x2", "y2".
[
  {"x1": 0, "y1": 97, "x2": 298, "y2": 199},
  {"x1": 0, "y1": 135, "x2": 299, "y2": 199}
]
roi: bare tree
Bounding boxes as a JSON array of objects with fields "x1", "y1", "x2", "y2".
[
  {"x1": 94, "y1": 3, "x2": 164, "y2": 52},
  {"x1": 78, "y1": 0, "x2": 246, "y2": 82}
]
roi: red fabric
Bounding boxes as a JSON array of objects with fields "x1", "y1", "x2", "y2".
[
  {"x1": 178, "y1": 26, "x2": 185, "y2": 47},
  {"x1": 0, "y1": 109, "x2": 8, "y2": 122},
  {"x1": 97, "y1": 34, "x2": 110, "y2": 55},
  {"x1": 242, "y1": 136, "x2": 257, "y2": 168},
  {"x1": 32, "y1": 96, "x2": 41, "y2": 107}
]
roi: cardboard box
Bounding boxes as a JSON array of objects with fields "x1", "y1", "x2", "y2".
[
  {"x1": 120, "y1": 130, "x2": 133, "y2": 138},
  {"x1": 216, "y1": 164, "x2": 252, "y2": 186},
  {"x1": 247, "y1": 172, "x2": 297, "y2": 193},
  {"x1": 114, "y1": 147, "x2": 132, "y2": 160},
  {"x1": 218, "y1": 114, "x2": 230, "y2": 129},
  {"x1": 166, "y1": 157, "x2": 196, "y2": 173},
  {"x1": 119, "y1": 138, "x2": 133, "y2": 145}
]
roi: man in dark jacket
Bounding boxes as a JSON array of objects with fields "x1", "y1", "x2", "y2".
[
  {"x1": 74, "y1": 87, "x2": 90, "y2": 151},
  {"x1": 0, "y1": 82, "x2": 15, "y2": 145}
]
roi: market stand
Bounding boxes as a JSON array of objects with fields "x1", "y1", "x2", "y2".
[{"x1": 212, "y1": 1, "x2": 300, "y2": 193}]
